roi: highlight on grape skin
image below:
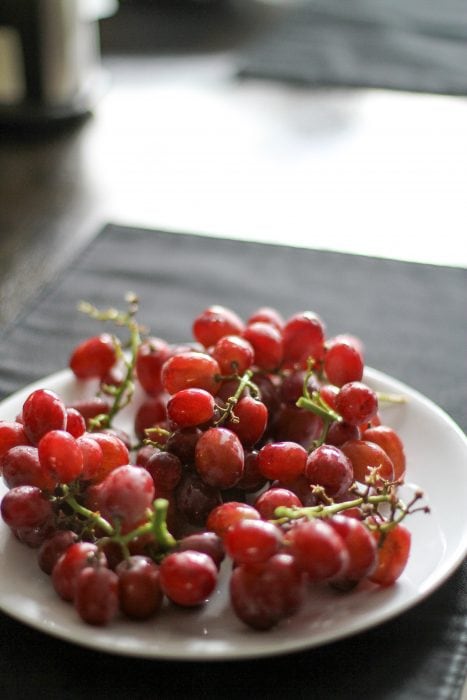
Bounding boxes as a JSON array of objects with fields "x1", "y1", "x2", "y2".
[{"x1": 0, "y1": 299, "x2": 428, "y2": 630}]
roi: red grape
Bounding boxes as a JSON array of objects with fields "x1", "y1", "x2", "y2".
[
  {"x1": 254, "y1": 487, "x2": 302, "y2": 520},
  {"x1": 324, "y1": 340, "x2": 364, "y2": 387},
  {"x1": 74, "y1": 566, "x2": 119, "y2": 625},
  {"x1": 0, "y1": 421, "x2": 29, "y2": 461},
  {"x1": 206, "y1": 501, "x2": 260, "y2": 538},
  {"x1": 161, "y1": 352, "x2": 221, "y2": 396},
  {"x1": 116, "y1": 555, "x2": 163, "y2": 619},
  {"x1": 167, "y1": 388, "x2": 215, "y2": 428},
  {"x1": 22, "y1": 389, "x2": 67, "y2": 444},
  {"x1": 361, "y1": 425, "x2": 406, "y2": 481},
  {"x1": 230, "y1": 553, "x2": 304, "y2": 630},
  {"x1": 1, "y1": 485, "x2": 53, "y2": 529},
  {"x1": 195, "y1": 427, "x2": 244, "y2": 489},
  {"x1": 38, "y1": 430, "x2": 84, "y2": 484},
  {"x1": 69, "y1": 334, "x2": 117, "y2": 380},
  {"x1": 2, "y1": 445, "x2": 56, "y2": 491},
  {"x1": 282, "y1": 311, "x2": 326, "y2": 368},
  {"x1": 224, "y1": 519, "x2": 283, "y2": 564},
  {"x1": 335, "y1": 382, "x2": 378, "y2": 426},
  {"x1": 304, "y1": 444, "x2": 354, "y2": 499},
  {"x1": 159, "y1": 550, "x2": 218, "y2": 606},
  {"x1": 285, "y1": 519, "x2": 348, "y2": 582},
  {"x1": 341, "y1": 439, "x2": 394, "y2": 485},
  {"x1": 258, "y1": 441, "x2": 307, "y2": 482},
  {"x1": 96, "y1": 465, "x2": 155, "y2": 530},
  {"x1": 225, "y1": 396, "x2": 268, "y2": 448},
  {"x1": 135, "y1": 337, "x2": 171, "y2": 396},
  {"x1": 192, "y1": 305, "x2": 245, "y2": 348},
  {"x1": 211, "y1": 335, "x2": 254, "y2": 375},
  {"x1": 242, "y1": 322, "x2": 283, "y2": 371},
  {"x1": 368, "y1": 524, "x2": 411, "y2": 586}
]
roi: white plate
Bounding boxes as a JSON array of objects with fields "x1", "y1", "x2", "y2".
[{"x1": 0, "y1": 367, "x2": 466, "y2": 660}]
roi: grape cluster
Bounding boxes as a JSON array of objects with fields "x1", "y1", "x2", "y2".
[{"x1": 0, "y1": 301, "x2": 427, "y2": 630}]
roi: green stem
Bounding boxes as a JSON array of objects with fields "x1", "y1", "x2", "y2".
[
  {"x1": 296, "y1": 395, "x2": 341, "y2": 423},
  {"x1": 120, "y1": 498, "x2": 177, "y2": 551},
  {"x1": 215, "y1": 369, "x2": 255, "y2": 425},
  {"x1": 63, "y1": 492, "x2": 114, "y2": 536},
  {"x1": 274, "y1": 492, "x2": 397, "y2": 522}
]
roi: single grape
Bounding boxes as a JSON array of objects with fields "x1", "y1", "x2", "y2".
[
  {"x1": 282, "y1": 311, "x2": 326, "y2": 368},
  {"x1": 335, "y1": 381, "x2": 378, "y2": 426},
  {"x1": 22, "y1": 389, "x2": 67, "y2": 444},
  {"x1": 211, "y1": 335, "x2": 254, "y2": 375},
  {"x1": 285, "y1": 519, "x2": 348, "y2": 582},
  {"x1": 67, "y1": 397, "x2": 111, "y2": 427},
  {"x1": 368, "y1": 524, "x2": 411, "y2": 586},
  {"x1": 279, "y1": 370, "x2": 319, "y2": 405},
  {"x1": 69, "y1": 334, "x2": 117, "y2": 380},
  {"x1": 65, "y1": 408, "x2": 86, "y2": 438},
  {"x1": 242, "y1": 322, "x2": 283, "y2": 371},
  {"x1": 326, "y1": 420, "x2": 360, "y2": 447},
  {"x1": 254, "y1": 487, "x2": 302, "y2": 520},
  {"x1": 135, "y1": 337, "x2": 171, "y2": 396},
  {"x1": 192, "y1": 305, "x2": 245, "y2": 348},
  {"x1": 167, "y1": 388, "x2": 215, "y2": 428},
  {"x1": 324, "y1": 339, "x2": 364, "y2": 387},
  {"x1": 145, "y1": 450, "x2": 183, "y2": 492},
  {"x1": 0, "y1": 420, "x2": 29, "y2": 461},
  {"x1": 159, "y1": 550, "x2": 218, "y2": 607},
  {"x1": 257, "y1": 441, "x2": 307, "y2": 482},
  {"x1": 1, "y1": 485, "x2": 53, "y2": 529},
  {"x1": 13, "y1": 519, "x2": 55, "y2": 548},
  {"x1": 76, "y1": 434, "x2": 104, "y2": 481},
  {"x1": 2, "y1": 445, "x2": 56, "y2": 491},
  {"x1": 206, "y1": 501, "x2": 260, "y2": 538},
  {"x1": 361, "y1": 425, "x2": 406, "y2": 481},
  {"x1": 230, "y1": 553, "x2": 304, "y2": 630},
  {"x1": 161, "y1": 352, "x2": 221, "y2": 396},
  {"x1": 116, "y1": 555, "x2": 163, "y2": 620},
  {"x1": 304, "y1": 444, "x2": 354, "y2": 499},
  {"x1": 38, "y1": 430, "x2": 84, "y2": 484},
  {"x1": 166, "y1": 427, "x2": 202, "y2": 466},
  {"x1": 224, "y1": 519, "x2": 283, "y2": 564},
  {"x1": 195, "y1": 427, "x2": 244, "y2": 489},
  {"x1": 272, "y1": 405, "x2": 323, "y2": 450},
  {"x1": 225, "y1": 396, "x2": 268, "y2": 448},
  {"x1": 96, "y1": 465, "x2": 155, "y2": 530},
  {"x1": 341, "y1": 439, "x2": 394, "y2": 485},
  {"x1": 74, "y1": 566, "x2": 119, "y2": 625}
]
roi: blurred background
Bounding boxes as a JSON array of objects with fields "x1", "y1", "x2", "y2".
[{"x1": 0, "y1": 0, "x2": 466, "y2": 324}]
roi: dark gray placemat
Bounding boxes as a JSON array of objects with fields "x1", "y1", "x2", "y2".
[
  {"x1": 0, "y1": 224, "x2": 466, "y2": 699},
  {"x1": 238, "y1": 0, "x2": 467, "y2": 96}
]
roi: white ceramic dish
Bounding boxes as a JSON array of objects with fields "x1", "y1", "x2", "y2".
[{"x1": 0, "y1": 367, "x2": 466, "y2": 660}]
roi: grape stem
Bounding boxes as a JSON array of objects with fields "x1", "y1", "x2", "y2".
[
  {"x1": 273, "y1": 488, "x2": 426, "y2": 534},
  {"x1": 79, "y1": 294, "x2": 143, "y2": 429},
  {"x1": 61, "y1": 487, "x2": 176, "y2": 556},
  {"x1": 215, "y1": 369, "x2": 258, "y2": 425}
]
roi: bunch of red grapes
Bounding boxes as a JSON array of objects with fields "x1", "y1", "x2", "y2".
[{"x1": 0, "y1": 302, "x2": 426, "y2": 630}]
